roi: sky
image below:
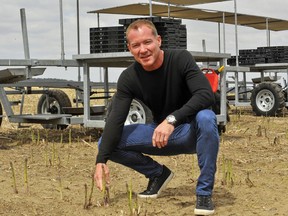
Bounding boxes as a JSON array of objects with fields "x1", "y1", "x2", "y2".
[{"x1": 0, "y1": 0, "x2": 288, "y2": 82}]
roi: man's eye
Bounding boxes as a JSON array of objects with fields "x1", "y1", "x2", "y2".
[{"x1": 131, "y1": 44, "x2": 139, "y2": 49}]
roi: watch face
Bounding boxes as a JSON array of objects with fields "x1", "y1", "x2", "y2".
[{"x1": 167, "y1": 115, "x2": 176, "y2": 124}]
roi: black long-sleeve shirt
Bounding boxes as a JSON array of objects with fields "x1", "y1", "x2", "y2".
[{"x1": 96, "y1": 49, "x2": 215, "y2": 164}]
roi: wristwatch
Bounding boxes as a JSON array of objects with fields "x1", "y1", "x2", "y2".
[{"x1": 166, "y1": 115, "x2": 177, "y2": 126}]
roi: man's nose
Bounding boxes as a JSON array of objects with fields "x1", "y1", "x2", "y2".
[{"x1": 139, "y1": 44, "x2": 147, "y2": 52}]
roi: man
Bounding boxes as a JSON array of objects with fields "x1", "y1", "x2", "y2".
[{"x1": 94, "y1": 19, "x2": 219, "y2": 215}]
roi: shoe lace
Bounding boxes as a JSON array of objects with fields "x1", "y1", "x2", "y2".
[
  {"x1": 197, "y1": 196, "x2": 211, "y2": 207},
  {"x1": 146, "y1": 177, "x2": 159, "y2": 191}
]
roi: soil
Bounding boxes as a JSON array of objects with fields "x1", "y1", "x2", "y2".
[{"x1": 1, "y1": 98, "x2": 288, "y2": 215}]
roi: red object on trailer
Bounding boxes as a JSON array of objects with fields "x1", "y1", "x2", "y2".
[
  {"x1": 202, "y1": 68, "x2": 219, "y2": 93},
  {"x1": 202, "y1": 66, "x2": 224, "y2": 93}
]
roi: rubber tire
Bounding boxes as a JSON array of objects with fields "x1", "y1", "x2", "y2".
[
  {"x1": 250, "y1": 82, "x2": 285, "y2": 116},
  {"x1": 106, "y1": 95, "x2": 153, "y2": 125},
  {"x1": 0, "y1": 101, "x2": 3, "y2": 127},
  {"x1": 37, "y1": 89, "x2": 71, "y2": 129}
]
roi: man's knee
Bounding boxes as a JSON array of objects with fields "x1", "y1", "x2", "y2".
[{"x1": 196, "y1": 109, "x2": 217, "y2": 129}]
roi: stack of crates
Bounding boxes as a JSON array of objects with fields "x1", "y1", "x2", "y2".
[
  {"x1": 119, "y1": 17, "x2": 187, "y2": 50},
  {"x1": 90, "y1": 17, "x2": 187, "y2": 53},
  {"x1": 258, "y1": 46, "x2": 288, "y2": 63},
  {"x1": 90, "y1": 26, "x2": 127, "y2": 53},
  {"x1": 227, "y1": 46, "x2": 288, "y2": 66}
]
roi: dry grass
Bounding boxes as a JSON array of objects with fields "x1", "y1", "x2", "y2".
[{"x1": 0, "y1": 92, "x2": 288, "y2": 215}]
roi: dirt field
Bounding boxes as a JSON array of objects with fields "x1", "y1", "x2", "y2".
[{"x1": 0, "y1": 92, "x2": 288, "y2": 216}]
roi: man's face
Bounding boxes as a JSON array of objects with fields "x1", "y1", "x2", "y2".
[{"x1": 127, "y1": 25, "x2": 162, "y2": 71}]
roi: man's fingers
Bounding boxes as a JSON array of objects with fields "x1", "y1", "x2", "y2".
[
  {"x1": 94, "y1": 168, "x2": 103, "y2": 191},
  {"x1": 94, "y1": 163, "x2": 111, "y2": 191},
  {"x1": 153, "y1": 131, "x2": 169, "y2": 148},
  {"x1": 152, "y1": 134, "x2": 157, "y2": 147},
  {"x1": 103, "y1": 164, "x2": 110, "y2": 185}
]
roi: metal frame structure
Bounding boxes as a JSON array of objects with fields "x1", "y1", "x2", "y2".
[
  {"x1": 0, "y1": 51, "x2": 229, "y2": 128},
  {"x1": 0, "y1": 67, "x2": 110, "y2": 127}
]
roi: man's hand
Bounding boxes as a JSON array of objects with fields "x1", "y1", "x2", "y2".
[
  {"x1": 152, "y1": 120, "x2": 175, "y2": 148},
  {"x1": 94, "y1": 163, "x2": 110, "y2": 191}
]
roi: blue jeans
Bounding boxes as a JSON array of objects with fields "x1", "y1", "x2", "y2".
[{"x1": 98, "y1": 109, "x2": 219, "y2": 196}]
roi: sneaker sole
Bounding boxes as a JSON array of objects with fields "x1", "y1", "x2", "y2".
[
  {"x1": 137, "y1": 171, "x2": 174, "y2": 199},
  {"x1": 194, "y1": 208, "x2": 215, "y2": 215}
]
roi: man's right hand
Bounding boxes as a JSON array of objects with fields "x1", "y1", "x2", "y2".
[
  {"x1": 152, "y1": 119, "x2": 175, "y2": 148},
  {"x1": 94, "y1": 163, "x2": 110, "y2": 191}
]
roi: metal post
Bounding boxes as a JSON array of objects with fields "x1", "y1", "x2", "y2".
[
  {"x1": 234, "y1": 0, "x2": 239, "y2": 67},
  {"x1": 202, "y1": 39, "x2": 207, "y2": 67},
  {"x1": 149, "y1": 0, "x2": 152, "y2": 17},
  {"x1": 76, "y1": 0, "x2": 81, "y2": 107},
  {"x1": 20, "y1": 8, "x2": 32, "y2": 79},
  {"x1": 202, "y1": 39, "x2": 206, "y2": 52},
  {"x1": 59, "y1": 0, "x2": 65, "y2": 60},
  {"x1": 77, "y1": 0, "x2": 81, "y2": 80},
  {"x1": 103, "y1": 67, "x2": 109, "y2": 106},
  {"x1": 219, "y1": 58, "x2": 227, "y2": 124},
  {"x1": 97, "y1": 13, "x2": 103, "y2": 83},
  {"x1": 83, "y1": 62, "x2": 90, "y2": 126},
  {"x1": 222, "y1": 12, "x2": 226, "y2": 53},
  {"x1": 218, "y1": 23, "x2": 221, "y2": 53},
  {"x1": 20, "y1": 9, "x2": 30, "y2": 60},
  {"x1": 266, "y1": 18, "x2": 270, "y2": 46}
]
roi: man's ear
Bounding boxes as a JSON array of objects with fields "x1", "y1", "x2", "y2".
[
  {"x1": 157, "y1": 35, "x2": 162, "y2": 47},
  {"x1": 127, "y1": 43, "x2": 131, "y2": 51}
]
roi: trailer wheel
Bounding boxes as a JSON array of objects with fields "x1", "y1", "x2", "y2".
[
  {"x1": 250, "y1": 82, "x2": 285, "y2": 116},
  {"x1": 126, "y1": 99, "x2": 153, "y2": 125},
  {"x1": 37, "y1": 90, "x2": 71, "y2": 129},
  {"x1": 106, "y1": 95, "x2": 153, "y2": 125}
]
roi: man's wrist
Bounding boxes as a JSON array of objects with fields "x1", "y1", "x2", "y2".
[{"x1": 166, "y1": 115, "x2": 177, "y2": 126}]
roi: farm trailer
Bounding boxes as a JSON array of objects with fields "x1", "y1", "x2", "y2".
[
  {"x1": 0, "y1": 67, "x2": 112, "y2": 129},
  {"x1": 227, "y1": 62, "x2": 288, "y2": 116}
]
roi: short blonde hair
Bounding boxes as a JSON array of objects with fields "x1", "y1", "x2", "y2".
[{"x1": 126, "y1": 19, "x2": 158, "y2": 43}]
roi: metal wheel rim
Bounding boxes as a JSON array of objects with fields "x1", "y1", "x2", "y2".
[
  {"x1": 255, "y1": 89, "x2": 275, "y2": 112},
  {"x1": 125, "y1": 100, "x2": 146, "y2": 125},
  {"x1": 40, "y1": 99, "x2": 61, "y2": 114}
]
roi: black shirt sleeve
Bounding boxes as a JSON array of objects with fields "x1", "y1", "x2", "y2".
[
  {"x1": 170, "y1": 50, "x2": 215, "y2": 125},
  {"x1": 96, "y1": 69, "x2": 133, "y2": 164}
]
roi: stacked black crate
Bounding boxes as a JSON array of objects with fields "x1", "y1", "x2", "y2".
[
  {"x1": 158, "y1": 20, "x2": 187, "y2": 49},
  {"x1": 90, "y1": 17, "x2": 187, "y2": 53},
  {"x1": 254, "y1": 48, "x2": 267, "y2": 64},
  {"x1": 119, "y1": 17, "x2": 187, "y2": 50},
  {"x1": 238, "y1": 49, "x2": 257, "y2": 65},
  {"x1": 228, "y1": 49, "x2": 258, "y2": 66},
  {"x1": 227, "y1": 46, "x2": 288, "y2": 66},
  {"x1": 259, "y1": 46, "x2": 288, "y2": 63},
  {"x1": 227, "y1": 56, "x2": 236, "y2": 66},
  {"x1": 90, "y1": 26, "x2": 127, "y2": 53},
  {"x1": 257, "y1": 47, "x2": 275, "y2": 63}
]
